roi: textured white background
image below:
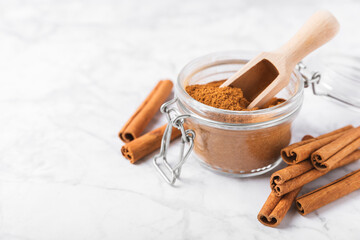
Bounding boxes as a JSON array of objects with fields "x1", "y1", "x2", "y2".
[{"x1": 0, "y1": 0, "x2": 360, "y2": 239}]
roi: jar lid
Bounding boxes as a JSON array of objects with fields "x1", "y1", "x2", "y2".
[{"x1": 301, "y1": 53, "x2": 360, "y2": 110}]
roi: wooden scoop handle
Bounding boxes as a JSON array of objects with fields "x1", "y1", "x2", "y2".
[{"x1": 275, "y1": 10, "x2": 339, "y2": 67}]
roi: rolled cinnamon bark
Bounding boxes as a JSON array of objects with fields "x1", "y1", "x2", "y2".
[
  {"x1": 121, "y1": 125, "x2": 181, "y2": 163},
  {"x1": 272, "y1": 150, "x2": 360, "y2": 196},
  {"x1": 296, "y1": 169, "x2": 360, "y2": 216},
  {"x1": 281, "y1": 125, "x2": 353, "y2": 164},
  {"x1": 271, "y1": 135, "x2": 314, "y2": 188},
  {"x1": 119, "y1": 80, "x2": 173, "y2": 142},
  {"x1": 312, "y1": 127, "x2": 360, "y2": 170},
  {"x1": 258, "y1": 188, "x2": 301, "y2": 227},
  {"x1": 301, "y1": 135, "x2": 315, "y2": 141},
  {"x1": 313, "y1": 138, "x2": 360, "y2": 171},
  {"x1": 271, "y1": 160, "x2": 313, "y2": 187}
]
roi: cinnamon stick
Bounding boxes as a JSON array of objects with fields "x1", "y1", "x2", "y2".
[
  {"x1": 272, "y1": 150, "x2": 360, "y2": 196},
  {"x1": 313, "y1": 138, "x2": 360, "y2": 171},
  {"x1": 271, "y1": 135, "x2": 314, "y2": 188},
  {"x1": 271, "y1": 160, "x2": 313, "y2": 188},
  {"x1": 312, "y1": 127, "x2": 360, "y2": 170},
  {"x1": 258, "y1": 188, "x2": 301, "y2": 227},
  {"x1": 281, "y1": 125, "x2": 353, "y2": 164},
  {"x1": 119, "y1": 80, "x2": 173, "y2": 142},
  {"x1": 121, "y1": 125, "x2": 181, "y2": 163},
  {"x1": 296, "y1": 169, "x2": 360, "y2": 216}
]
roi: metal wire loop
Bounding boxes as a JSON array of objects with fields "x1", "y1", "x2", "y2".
[
  {"x1": 153, "y1": 98, "x2": 195, "y2": 185},
  {"x1": 298, "y1": 62, "x2": 359, "y2": 109}
]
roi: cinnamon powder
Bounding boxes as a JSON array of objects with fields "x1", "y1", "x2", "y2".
[
  {"x1": 184, "y1": 80, "x2": 292, "y2": 173},
  {"x1": 185, "y1": 80, "x2": 285, "y2": 111}
]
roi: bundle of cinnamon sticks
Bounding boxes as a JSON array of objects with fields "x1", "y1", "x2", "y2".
[
  {"x1": 258, "y1": 125, "x2": 360, "y2": 227},
  {"x1": 119, "y1": 80, "x2": 181, "y2": 163}
]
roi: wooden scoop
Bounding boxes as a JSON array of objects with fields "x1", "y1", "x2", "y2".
[{"x1": 221, "y1": 10, "x2": 340, "y2": 109}]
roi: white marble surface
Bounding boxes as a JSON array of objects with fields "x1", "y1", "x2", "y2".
[{"x1": 1, "y1": 0, "x2": 360, "y2": 239}]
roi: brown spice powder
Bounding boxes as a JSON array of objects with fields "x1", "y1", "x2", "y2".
[
  {"x1": 184, "y1": 80, "x2": 292, "y2": 173},
  {"x1": 185, "y1": 80, "x2": 285, "y2": 110},
  {"x1": 188, "y1": 120, "x2": 292, "y2": 173}
]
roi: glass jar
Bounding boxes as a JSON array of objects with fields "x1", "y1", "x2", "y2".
[{"x1": 154, "y1": 51, "x2": 304, "y2": 184}]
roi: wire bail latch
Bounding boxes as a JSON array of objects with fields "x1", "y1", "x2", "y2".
[
  {"x1": 297, "y1": 62, "x2": 359, "y2": 109},
  {"x1": 153, "y1": 98, "x2": 195, "y2": 185}
]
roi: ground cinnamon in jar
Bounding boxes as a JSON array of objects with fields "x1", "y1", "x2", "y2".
[
  {"x1": 185, "y1": 80, "x2": 285, "y2": 111},
  {"x1": 184, "y1": 80, "x2": 291, "y2": 174}
]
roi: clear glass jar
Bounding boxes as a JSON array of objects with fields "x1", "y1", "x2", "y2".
[
  {"x1": 176, "y1": 51, "x2": 304, "y2": 176},
  {"x1": 154, "y1": 51, "x2": 360, "y2": 184}
]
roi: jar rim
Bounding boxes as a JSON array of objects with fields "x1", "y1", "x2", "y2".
[{"x1": 177, "y1": 51, "x2": 304, "y2": 116}]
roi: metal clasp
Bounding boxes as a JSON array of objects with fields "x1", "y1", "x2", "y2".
[
  {"x1": 153, "y1": 98, "x2": 195, "y2": 185},
  {"x1": 297, "y1": 62, "x2": 321, "y2": 89},
  {"x1": 297, "y1": 62, "x2": 360, "y2": 109}
]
